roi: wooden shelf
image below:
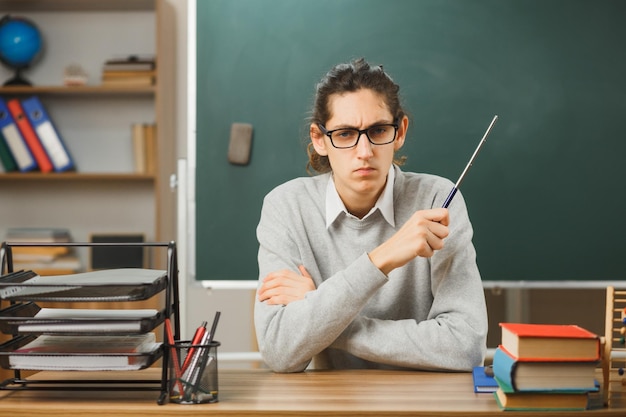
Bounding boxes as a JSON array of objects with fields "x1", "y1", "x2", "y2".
[
  {"x1": 0, "y1": 86, "x2": 155, "y2": 96},
  {"x1": 0, "y1": 0, "x2": 154, "y2": 12},
  {"x1": 0, "y1": 173, "x2": 155, "y2": 182}
]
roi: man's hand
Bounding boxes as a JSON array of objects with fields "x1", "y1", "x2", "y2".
[
  {"x1": 368, "y1": 208, "x2": 450, "y2": 275},
  {"x1": 258, "y1": 265, "x2": 316, "y2": 305}
]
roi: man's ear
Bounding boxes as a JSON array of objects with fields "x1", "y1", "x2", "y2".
[
  {"x1": 310, "y1": 123, "x2": 329, "y2": 156},
  {"x1": 394, "y1": 115, "x2": 409, "y2": 151}
]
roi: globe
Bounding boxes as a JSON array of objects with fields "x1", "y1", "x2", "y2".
[{"x1": 0, "y1": 15, "x2": 44, "y2": 86}]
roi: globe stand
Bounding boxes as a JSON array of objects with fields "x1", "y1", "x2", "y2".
[{"x1": 3, "y1": 68, "x2": 32, "y2": 86}]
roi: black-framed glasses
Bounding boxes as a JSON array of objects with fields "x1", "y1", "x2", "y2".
[{"x1": 318, "y1": 120, "x2": 398, "y2": 149}]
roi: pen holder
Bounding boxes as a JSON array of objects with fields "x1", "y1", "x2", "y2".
[{"x1": 167, "y1": 340, "x2": 220, "y2": 404}]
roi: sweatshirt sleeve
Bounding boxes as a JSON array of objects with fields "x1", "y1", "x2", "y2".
[
  {"x1": 254, "y1": 189, "x2": 388, "y2": 373},
  {"x1": 330, "y1": 191, "x2": 488, "y2": 371}
]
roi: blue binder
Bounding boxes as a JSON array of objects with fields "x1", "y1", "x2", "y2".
[
  {"x1": 21, "y1": 96, "x2": 75, "y2": 172},
  {"x1": 0, "y1": 96, "x2": 37, "y2": 172}
]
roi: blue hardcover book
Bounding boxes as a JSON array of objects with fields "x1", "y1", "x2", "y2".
[
  {"x1": 0, "y1": 96, "x2": 37, "y2": 172},
  {"x1": 493, "y1": 346, "x2": 598, "y2": 392},
  {"x1": 472, "y1": 366, "x2": 498, "y2": 393},
  {"x1": 21, "y1": 96, "x2": 75, "y2": 172}
]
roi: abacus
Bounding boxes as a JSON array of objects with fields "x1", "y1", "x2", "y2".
[{"x1": 603, "y1": 286, "x2": 626, "y2": 406}]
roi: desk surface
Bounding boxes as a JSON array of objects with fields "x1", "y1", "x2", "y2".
[{"x1": 0, "y1": 368, "x2": 624, "y2": 416}]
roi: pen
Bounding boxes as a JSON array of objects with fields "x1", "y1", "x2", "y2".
[
  {"x1": 442, "y1": 115, "x2": 498, "y2": 208},
  {"x1": 181, "y1": 320, "x2": 207, "y2": 372},
  {"x1": 165, "y1": 318, "x2": 185, "y2": 396},
  {"x1": 184, "y1": 311, "x2": 221, "y2": 400},
  {"x1": 206, "y1": 311, "x2": 221, "y2": 345},
  {"x1": 181, "y1": 312, "x2": 220, "y2": 382},
  {"x1": 183, "y1": 325, "x2": 212, "y2": 399}
]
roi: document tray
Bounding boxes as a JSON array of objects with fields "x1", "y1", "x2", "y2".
[
  {"x1": 0, "y1": 334, "x2": 163, "y2": 371},
  {"x1": 0, "y1": 302, "x2": 166, "y2": 335},
  {"x1": 0, "y1": 241, "x2": 180, "y2": 404},
  {"x1": 0, "y1": 269, "x2": 168, "y2": 302}
]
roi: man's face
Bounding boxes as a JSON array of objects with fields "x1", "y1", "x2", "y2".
[{"x1": 311, "y1": 88, "x2": 407, "y2": 211}]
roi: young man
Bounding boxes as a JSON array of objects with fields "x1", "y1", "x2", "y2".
[{"x1": 254, "y1": 58, "x2": 488, "y2": 373}]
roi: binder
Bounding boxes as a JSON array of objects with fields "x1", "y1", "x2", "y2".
[
  {"x1": 0, "y1": 129, "x2": 18, "y2": 172},
  {"x1": 6, "y1": 98, "x2": 53, "y2": 173},
  {"x1": 0, "y1": 97, "x2": 37, "y2": 172},
  {"x1": 21, "y1": 96, "x2": 75, "y2": 172}
]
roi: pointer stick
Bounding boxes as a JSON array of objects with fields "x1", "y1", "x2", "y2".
[{"x1": 442, "y1": 115, "x2": 498, "y2": 208}]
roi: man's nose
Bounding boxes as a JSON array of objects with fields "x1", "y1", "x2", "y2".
[{"x1": 355, "y1": 132, "x2": 374, "y2": 157}]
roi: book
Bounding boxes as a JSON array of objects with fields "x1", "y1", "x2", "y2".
[
  {"x1": 16, "y1": 307, "x2": 159, "y2": 333},
  {"x1": 0, "y1": 96, "x2": 36, "y2": 172},
  {"x1": 472, "y1": 366, "x2": 498, "y2": 393},
  {"x1": 499, "y1": 322, "x2": 601, "y2": 361},
  {"x1": 7, "y1": 230, "x2": 76, "y2": 275},
  {"x1": 6, "y1": 98, "x2": 54, "y2": 173},
  {"x1": 5, "y1": 227, "x2": 72, "y2": 243},
  {"x1": 102, "y1": 55, "x2": 155, "y2": 72},
  {"x1": 492, "y1": 346, "x2": 598, "y2": 392},
  {"x1": 102, "y1": 69, "x2": 156, "y2": 78},
  {"x1": 0, "y1": 129, "x2": 17, "y2": 172},
  {"x1": 7, "y1": 333, "x2": 160, "y2": 370},
  {"x1": 11, "y1": 245, "x2": 70, "y2": 260},
  {"x1": 12, "y1": 255, "x2": 81, "y2": 277},
  {"x1": 101, "y1": 76, "x2": 154, "y2": 87},
  {"x1": 493, "y1": 387, "x2": 589, "y2": 411},
  {"x1": 131, "y1": 123, "x2": 146, "y2": 173},
  {"x1": 21, "y1": 96, "x2": 75, "y2": 172},
  {"x1": 102, "y1": 55, "x2": 156, "y2": 87},
  {"x1": 144, "y1": 123, "x2": 156, "y2": 174}
]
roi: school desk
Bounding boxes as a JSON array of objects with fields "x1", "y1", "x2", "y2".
[{"x1": 0, "y1": 368, "x2": 624, "y2": 416}]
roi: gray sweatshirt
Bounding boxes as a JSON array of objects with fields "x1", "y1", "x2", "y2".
[{"x1": 254, "y1": 165, "x2": 488, "y2": 373}]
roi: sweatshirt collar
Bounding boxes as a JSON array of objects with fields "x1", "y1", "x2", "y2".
[{"x1": 325, "y1": 165, "x2": 396, "y2": 228}]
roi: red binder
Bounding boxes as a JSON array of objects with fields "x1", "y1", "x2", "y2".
[{"x1": 7, "y1": 99, "x2": 53, "y2": 173}]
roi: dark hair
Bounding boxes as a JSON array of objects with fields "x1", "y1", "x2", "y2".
[{"x1": 307, "y1": 58, "x2": 407, "y2": 174}]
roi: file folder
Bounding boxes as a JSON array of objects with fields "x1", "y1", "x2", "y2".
[
  {"x1": 6, "y1": 98, "x2": 53, "y2": 173},
  {"x1": 0, "y1": 97, "x2": 37, "y2": 172},
  {"x1": 22, "y1": 96, "x2": 75, "y2": 172},
  {"x1": 0, "y1": 129, "x2": 18, "y2": 172}
]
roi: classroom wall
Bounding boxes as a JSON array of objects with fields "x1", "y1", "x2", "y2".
[
  {"x1": 0, "y1": 0, "x2": 603, "y2": 368},
  {"x1": 150, "y1": 0, "x2": 614, "y2": 364}
]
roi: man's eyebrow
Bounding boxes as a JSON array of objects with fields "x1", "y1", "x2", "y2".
[{"x1": 328, "y1": 120, "x2": 395, "y2": 129}]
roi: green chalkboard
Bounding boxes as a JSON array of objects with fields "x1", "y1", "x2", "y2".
[{"x1": 196, "y1": 0, "x2": 626, "y2": 281}]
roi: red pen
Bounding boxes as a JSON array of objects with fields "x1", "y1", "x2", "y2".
[
  {"x1": 181, "y1": 321, "x2": 207, "y2": 372},
  {"x1": 165, "y1": 318, "x2": 185, "y2": 395}
]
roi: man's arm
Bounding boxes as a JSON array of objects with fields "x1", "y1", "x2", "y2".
[
  {"x1": 331, "y1": 197, "x2": 487, "y2": 371},
  {"x1": 254, "y1": 192, "x2": 388, "y2": 372}
]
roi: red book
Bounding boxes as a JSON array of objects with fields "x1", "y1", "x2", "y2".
[
  {"x1": 499, "y1": 322, "x2": 600, "y2": 362},
  {"x1": 6, "y1": 99, "x2": 53, "y2": 173}
]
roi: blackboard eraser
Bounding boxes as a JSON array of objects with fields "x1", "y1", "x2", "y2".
[{"x1": 228, "y1": 122, "x2": 253, "y2": 165}]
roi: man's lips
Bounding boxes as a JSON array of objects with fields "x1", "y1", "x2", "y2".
[{"x1": 354, "y1": 167, "x2": 375, "y2": 175}]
